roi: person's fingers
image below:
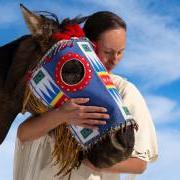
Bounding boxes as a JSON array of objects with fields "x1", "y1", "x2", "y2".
[
  {"x1": 82, "y1": 119, "x2": 107, "y2": 125},
  {"x1": 70, "y1": 98, "x2": 90, "y2": 104},
  {"x1": 78, "y1": 124, "x2": 98, "y2": 130},
  {"x1": 81, "y1": 113, "x2": 110, "y2": 119},
  {"x1": 79, "y1": 106, "x2": 107, "y2": 113}
]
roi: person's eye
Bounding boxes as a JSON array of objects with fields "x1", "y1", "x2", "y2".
[
  {"x1": 117, "y1": 50, "x2": 124, "y2": 56},
  {"x1": 117, "y1": 51, "x2": 122, "y2": 56},
  {"x1": 104, "y1": 51, "x2": 112, "y2": 55}
]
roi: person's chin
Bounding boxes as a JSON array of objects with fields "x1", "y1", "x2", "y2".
[
  {"x1": 105, "y1": 67, "x2": 111, "y2": 72},
  {"x1": 104, "y1": 63, "x2": 114, "y2": 71},
  {"x1": 107, "y1": 65, "x2": 114, "y2": 72}
]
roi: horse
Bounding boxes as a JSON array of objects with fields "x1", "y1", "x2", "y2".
[{"x1": 0, "y1": 4, "x2": 137, "y2": 176}]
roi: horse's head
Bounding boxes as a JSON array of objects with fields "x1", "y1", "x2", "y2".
[{"x1": 0, "y1": 4, "x2": 86, "y2": 144}]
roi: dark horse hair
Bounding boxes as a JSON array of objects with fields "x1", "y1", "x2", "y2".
[
  {"x1": 0, "y1": 35, "x2": 30, "y2": 88},
  {"x1": 0, "y1": 4, "x2": 137, "y2": 176}
]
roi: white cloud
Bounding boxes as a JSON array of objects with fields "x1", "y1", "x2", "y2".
[{"x1": 145, "y1": 95, "x2": 180, "y2": 125}]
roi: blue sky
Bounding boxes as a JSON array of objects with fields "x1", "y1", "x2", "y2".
[{"x1": 0, "y1": 0, "x2": 180, "y2": 180}]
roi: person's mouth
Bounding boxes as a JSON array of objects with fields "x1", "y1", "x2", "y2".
[{"x1": 106, "y1": 63, "x2": 116, "y2": 71}]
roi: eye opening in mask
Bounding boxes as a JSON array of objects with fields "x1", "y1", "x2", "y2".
[
  {"x1": 61, "y1": 59, "x2": 85, "y2": 85},
  {"x1": 55, "y1": 52, "x2": 92, "y2": 92}
]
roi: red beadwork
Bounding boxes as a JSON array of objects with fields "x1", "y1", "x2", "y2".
[
  {"x1": 55, "y1": 53, "x2": 92, "y2": 92},
  {"x1": 54, "y1": 94, "x2": 70, "y2": 108},
  {"x1": 99, "y1": 74, "x2": 114, "y2": 86}
]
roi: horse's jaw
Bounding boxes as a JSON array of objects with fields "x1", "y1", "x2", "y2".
[{"x1": 86, "y1": 125, "x2": 135, "y2": 168}]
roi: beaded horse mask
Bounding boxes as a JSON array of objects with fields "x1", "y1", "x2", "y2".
[{"x1": 23, "y1": 28, "x2": 139, "y2": 178}]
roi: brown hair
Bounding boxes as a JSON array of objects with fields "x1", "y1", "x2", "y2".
[{"x1": 83, "y1": 11, "x2": 126, "y2": 41}]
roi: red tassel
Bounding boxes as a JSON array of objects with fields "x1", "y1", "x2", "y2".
[{"x1": 51, "y1": 24, "x2": 85, "y2": 41}]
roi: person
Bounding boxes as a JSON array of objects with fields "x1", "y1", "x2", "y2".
[{"x1": 13, "y1": 11, "x2": 158, "y2": 180}]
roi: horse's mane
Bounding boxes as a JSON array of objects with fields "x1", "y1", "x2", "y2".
[
  {"x1": 0, "y1": 35, "x2": 31, "y2": 88},
  {"x1": 33, "y1": 10, "x2": 88, "y2": 32},
  {"x1": 34, "y1": 10, "x2": 60, "y2": 25}
]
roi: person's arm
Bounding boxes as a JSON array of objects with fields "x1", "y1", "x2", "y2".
[
  {"x1": 17, "y1": 98, "x2": 109, "y2": 142},
  {"x1": 83, "y1": 157, "x2": 147, "y2": 174}
]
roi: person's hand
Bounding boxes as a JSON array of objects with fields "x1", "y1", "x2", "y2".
[{"x1": 51, "y1": 98, "x2": 109, "y2": 129}]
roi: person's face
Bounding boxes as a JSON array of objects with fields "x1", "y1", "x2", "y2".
[{"x1": 96, "y1": 28, "x2": 126, "y2": 71}]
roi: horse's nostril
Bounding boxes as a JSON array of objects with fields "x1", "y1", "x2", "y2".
[
  {"x1": 61, "y1": 59, "x2": 84, "y2": 85},
  {"x1": 110, "y1": 133, "x2": 125, "y2": 152}
]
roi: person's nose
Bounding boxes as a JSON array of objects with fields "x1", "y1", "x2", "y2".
[{"x1": 112, "y1": 53, "x2": 120, "y2": 64}]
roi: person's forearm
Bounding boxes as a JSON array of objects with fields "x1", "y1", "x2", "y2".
[
  {"x1": 17, "y1": 111, "x2": 63, "y2": 142},
  {"x1": 17, "y1": 98, "x2": 109, "y2": 143},
  {"x1": 84, "y1": 157, "x2": 147, "y2": 174},
  {"x1": 100, "y1": 158, "x2": 147, "y2": 174}
]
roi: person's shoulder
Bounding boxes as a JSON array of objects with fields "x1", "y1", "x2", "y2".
[{"x1": 110, "y1": 73, "x2": 139, "y2": 93}]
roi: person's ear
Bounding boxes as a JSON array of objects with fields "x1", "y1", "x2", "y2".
[{"x1": 20, "y1": 4, "x2": 44, "y2": 37}]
